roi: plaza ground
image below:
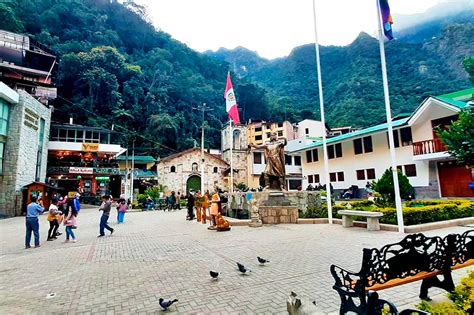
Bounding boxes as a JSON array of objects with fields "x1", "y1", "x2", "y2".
[{"x1": 0, "y1": 205, "x2": 472, "y2": 314}]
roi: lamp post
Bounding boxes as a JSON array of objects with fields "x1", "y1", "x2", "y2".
[{"x1": 192, "y1": 103, "x2": 213, "y2": 193}]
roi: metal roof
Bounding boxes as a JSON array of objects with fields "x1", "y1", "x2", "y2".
[{"x1": 116, "y1": 155, "x2": 156, "y2": 163}]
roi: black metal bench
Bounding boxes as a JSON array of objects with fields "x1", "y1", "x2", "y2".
[{"x1": 330, "y1": 230, "x2": 474, "y2": 314}]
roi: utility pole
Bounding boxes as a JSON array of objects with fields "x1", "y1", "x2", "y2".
[
  {"x1": 192, "y1": 103, "x2": 213, "y2": 193},
  {"x1": 130, "y1": 139, "x2": 135, "y2": 201}
]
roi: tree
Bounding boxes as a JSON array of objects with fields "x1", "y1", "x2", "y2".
[
  {"x1": 437, "y1": 107, "x2": 474, "y2": 167},
  {"x1": 373, "y1": 168, "x2": 415, "y2": 205},
  {"x1": 463, "y1": 57, "x2": 474, "y2": 84}
]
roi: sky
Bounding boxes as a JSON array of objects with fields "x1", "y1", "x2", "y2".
[{"x1": 136, "y1": 0, "x2": 444, "y2": 59}]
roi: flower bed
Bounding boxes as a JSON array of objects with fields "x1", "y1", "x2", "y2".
[{"x1": 303, "y1": 199, "x2": 474, "y2": 225}]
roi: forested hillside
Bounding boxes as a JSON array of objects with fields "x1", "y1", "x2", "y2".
[
  {"x1": 1, "y1": 0, "x2": 270, "y2": 156},
  {"x1": 208, "y1": 24, "x2": 474, "y2": 127},
  {"x1": 1, "y1": 0, "x2": 473, "y2": 156}
]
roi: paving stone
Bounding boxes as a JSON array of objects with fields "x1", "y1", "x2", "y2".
[{"x1": 0, "y1": 205, "x2": 472, "y2": 314}]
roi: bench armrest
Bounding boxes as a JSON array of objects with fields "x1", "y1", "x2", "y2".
[{"x1": 331, "y1": 264, "x2": 367, "y2": 314}]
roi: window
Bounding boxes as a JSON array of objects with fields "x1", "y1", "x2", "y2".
[
  {"x1": 278, "y1": 130, "x2": 283, "y2": 137},
  {"x1": 356, "y1": 169, "x2": 365, "y2": 180},
  {"x1": 0, "y1": 100, "x2": 9, "y2": 137},
  {"x1": 354, "y1": 136, "x2": 373, "y2": 154},
  {"x1": 213, "y1": 167, "x2": 218, "y2": 173},
  {"x1": 353, "y1": 139, "x2": 363, "y2": 155},
  {"x1": 285, "y1": 154, "x2": 292, "y2": 165},
  {"x1": 366, "y1": 168, "x2": 376, "y2": 180},
  {"x1": 192, "y1": 163, "x2": 198, "y2": 172},
  {"x1": 288, "y1": 179, "x2": 301, "y2": 190},
  {"x1": 170, "y1": 166, "x2": 176, "y2": 173},
  {"x1": 400, "y1": 127, "x2": 413, "y2": 146},
  {"x1": 76, "y1": 130, "x2": 84, "y2": 142},
  {"x1": 314, "y1": 174, "x2": 320, "y2": 183},
  {"x1": 255, "y1": 127, "x2": 262, "y2": 132},
  {"x1": 0, "y1": 142, "x2": 4, "y2": 174},
  {"x1": 255, "y1": 135, "x2": 262, "y2": 141},
  {"x1": 305, "y1": 128, "x2": 309, "y2": 135},
  {"x1": 308, "y1": 175, "x2": 314, "y2": 183},
  {"x1": 67, "y1": 129, "x2": 75, "y2": 141},
  {"x1": 363, "y1": 136, "x2": 373, "y2": 153},
  {"x1": 387, "y1": 130, "x2": 400, "y2": 148},
  {"x1": 278, "y1": 122, "x2": 283, "y2": 128},
  {"x1": 253, "y1": 152, "x2": 262, "y2": 164},
  {"x1": 404, "y1": 164, "x2": 417, "y2": 177},
  {"x1": 306, "y1": 149, "x2": 318, "y2": 163},
  {"x1": 328, "y1": 143, "x2": 342, "y2": 159},
  {"x1": 35, "y1": 119, "x2": 45, "y2": 181},
  {"x1": 330, "y1": 172, "x2": 344, "y2": 182},
  {"x1": 294, "y1": 156, "x2": 301, "y2": 166}
]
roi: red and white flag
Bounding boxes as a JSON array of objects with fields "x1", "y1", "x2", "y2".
[{"x1": 224, "y1": 72, "x2": 240, "y2": 124}]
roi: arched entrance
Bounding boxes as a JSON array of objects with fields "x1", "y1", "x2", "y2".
[{"x1": 186, "y1": 175, "x2": 201, "y2": 194}]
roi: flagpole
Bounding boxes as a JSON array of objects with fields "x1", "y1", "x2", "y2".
[
  {"x1": 376, "y1": 0, "x2": 404, "y2": 233},
  {"x1": 230, "y1": 119, "x2": 234, "y2": 195},
  {"x1": 312, "y1": 0, "x2": 332, "y2": 224}
]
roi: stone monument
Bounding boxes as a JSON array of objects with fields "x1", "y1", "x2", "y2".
[{"x1": 250, "y1": 133, "x2": 298, "y2": 224}]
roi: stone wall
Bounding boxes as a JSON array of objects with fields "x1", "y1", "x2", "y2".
[
  {"x1": 157, "y1": 149, "x2": 229, "y2": 194},
  {"x1": 0, "y1": 90, "x2": 52, "y2": 217},
  {"x1": 229, "y1": 191, "x2": 322, "y2": 213}
]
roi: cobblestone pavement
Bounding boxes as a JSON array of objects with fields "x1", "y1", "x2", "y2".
[{"x1": 0, "y1": 205, "x2": 472, "y2": 314}]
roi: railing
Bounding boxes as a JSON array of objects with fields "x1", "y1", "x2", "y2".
[{"x1": 412, "y1": 138, "x2": 447, "y2": 156}]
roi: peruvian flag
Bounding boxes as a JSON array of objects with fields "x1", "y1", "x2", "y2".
[{"x1": 224, "y1": 72, "x2": 240, "y2": 124}]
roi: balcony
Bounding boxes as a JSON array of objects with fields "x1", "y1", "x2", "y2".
[{"x1": 412, "y1": 138, "x2": 450, "y2": 160}]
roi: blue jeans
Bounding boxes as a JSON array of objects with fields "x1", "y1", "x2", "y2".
[
  {"x1": 117, "y1": 212, "x2": 125, "y2": 223},
  {"x1": 25, "y1": 217, "x2": 40, "y2": 247},
  {"x1": 99, "y1": 214, "x2": 113, "y2": 235},
  {"x1": 65, "y1": 226, "x2": 75, "y2": 240}
]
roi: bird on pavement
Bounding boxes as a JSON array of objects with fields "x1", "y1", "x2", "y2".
[
  {"x1": 237, "y1": 262, "x2": 251, "y2": 274},
  {"x1": 257, "y1": 256, "x2": 270, "y2": 265},
  {"x1": 210, "y1": 271, "x2": 219, "y2": 280},
  {"x1": 159, "y1": 298, "x2": 178, "y2": 311}
]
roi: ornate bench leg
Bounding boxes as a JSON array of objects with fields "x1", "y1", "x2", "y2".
[
  {"x1": 342, "y1": 215, "x2": 354, "y2": 227},
  {"x1": 367, "y1": 217, "x2": 380, "y2": 231},
  {"x1": 420, "y1": 269, "x2": 455, "y2": 300}
]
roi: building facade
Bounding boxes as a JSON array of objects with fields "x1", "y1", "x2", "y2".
[
  {"x1": 247, "y1": 120, "x2": 296, "y2": 145},
  {"x1": 46, "y1": 122, "x2": 125, "y2": 198},
  {"x1": 156, "y1": 148, "x2": 229, "y2": 194},
  {"x1": 289, "y1": 88, "x2": 474, "y2": 198},
  {"x1": 0, "y1": 83, "x2": 52, "y2": 216}
]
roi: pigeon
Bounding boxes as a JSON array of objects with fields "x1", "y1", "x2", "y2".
[
  {"x1": 159, "y1": 298, "x2": 178, "y2": 311},
  {"x1": 210, "y1": 271, "x2": 219, "y2": 280},
  {"x1": 237, "y1": 262, "x2": 251, "y2": 274},
  {"x1": 257, "y1": 256, "x2": 270, "y2": 264}
]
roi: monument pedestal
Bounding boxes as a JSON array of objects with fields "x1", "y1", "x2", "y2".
[{"x1": 259, "y1": 191, "x2": 298, "y2": 224}]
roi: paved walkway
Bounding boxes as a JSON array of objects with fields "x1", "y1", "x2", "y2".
[{"x1": 0, "y1": 206, "x2": 472, "y2": 314}]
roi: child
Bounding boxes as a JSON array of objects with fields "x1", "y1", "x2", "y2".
[{"x1": 64, "y1": 204, "x2": 78, "y2": 243}]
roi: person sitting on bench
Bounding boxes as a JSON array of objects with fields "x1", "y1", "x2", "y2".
[{"x1": 342, "y1": 187, "x2": 353, "y2": 199}]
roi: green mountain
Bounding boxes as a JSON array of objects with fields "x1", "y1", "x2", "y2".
[
  {"x1": 1, "y1": 0, "x2": 270, "y2": 156},
  {"x1": 206, "y1": 24, "x2": 474, "y2": 128}
]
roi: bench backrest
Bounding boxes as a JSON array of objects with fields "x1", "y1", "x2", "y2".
[
  {"x1": 361, "y1": 230, "x2": 474, "y2": 287},
  {"x1": 361, "y1": 233, "x2": 446, "y2": 287}
]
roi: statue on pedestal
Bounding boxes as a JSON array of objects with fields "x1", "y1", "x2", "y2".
[{"x1": 251, "y1": 132, "x2": 287, "y2": 191}]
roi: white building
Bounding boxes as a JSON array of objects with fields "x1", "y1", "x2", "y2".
[
  {"x1": 289, "y1": 88, "x2": 474, "y2": 198},
  {"x1": 294, "y1": 119, "x2": 326, "y2": 139}
]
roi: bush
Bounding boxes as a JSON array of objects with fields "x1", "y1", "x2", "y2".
[
  {"x1": 418, "y1": 271, "x2": 474, "y2": 314},
  {"x1": 371, "y1": 200, "x2": 473, "y2": 225},
  {"x1": 373, "y1": 168, "x2": 415, "y2": 205},
  {"x1": 302, "y1": 205, "x2": 345, "y2": 219}
]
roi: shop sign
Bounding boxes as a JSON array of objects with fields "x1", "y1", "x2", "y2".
[
  {"x1": 82, "y1": 143, "x2": 99, "y2": 152},
  {"x1": 69, "y1": 167, "x2": 93, "y2": 174}
]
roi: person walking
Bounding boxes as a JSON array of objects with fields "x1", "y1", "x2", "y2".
[
  {"x1": 176, "y1": 191, "x2": 181, "y2": 210},
  {"x1": 73, "y1": 193, "x2": 81, "y2": 213},
  {"x1": 168, "y1": 191, "x2": 176, "y2": 211},
  {"x1": 63, "y1": 205, "x2": 78, "y2": 243},
  {"x1": 47, "y1": 198, "x2": 62, "y2": 241},
  {"x1": 116, "y1": 197, "x2": 128, "y2": 224},
  {"x1": 25, "y1": 195, "x2": 45, "y2": 249},
  {"x1": 98, "y1": 195, "x2": 114, "y2": 237}
]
